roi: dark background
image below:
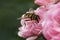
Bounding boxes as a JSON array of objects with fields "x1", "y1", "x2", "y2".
[{"x1": 0, "y1": 0, "x2": 45, "y2": 40}]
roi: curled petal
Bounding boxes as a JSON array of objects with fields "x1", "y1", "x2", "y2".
[
  {"x1": 34, "y1": 0, "x2": 59, "y2": 6},
  {"x1": 34, "y1": 6, "x2": 47, "y2": 19},
  {"x1": 18, "y1": 31, "x2": 33, "y2": 38},
  {"x1": 26, "y1": 36, "x2": 38, "y2": 40}
]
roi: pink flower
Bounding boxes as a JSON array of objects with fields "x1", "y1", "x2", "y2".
[
  {"x1": 18, "y1": 17, "x2": 42, "y2": 40},
  {"x1": 18, "y1": 0, "x2": 60, "y2": 40},
  {"x1": 18, "y1": 3, "x2": 47, "y2": 40},
  {"x1": 18, "y1": 5, "x2": 48, "y2": 39},
  {"x1": 42, "y1": 2, "x2": 60, "y2": 40}
]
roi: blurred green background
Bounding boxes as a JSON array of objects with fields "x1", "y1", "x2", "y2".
[{"x1": 0, "y1": 0, "x2": 45, "y2": 40}]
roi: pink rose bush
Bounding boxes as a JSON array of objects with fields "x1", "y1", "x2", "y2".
[{"x1": 18, "y1": 0, "x2": 60, "y2": 40}]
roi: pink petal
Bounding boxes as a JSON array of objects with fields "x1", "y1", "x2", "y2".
[{"x1": 26, "y1": 36, "x2": 38, "y2": 40}]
